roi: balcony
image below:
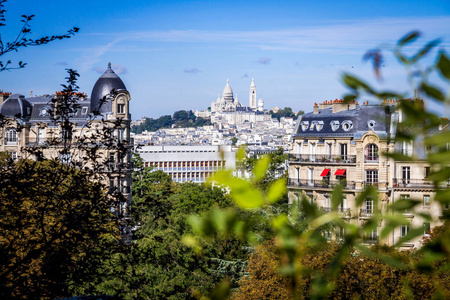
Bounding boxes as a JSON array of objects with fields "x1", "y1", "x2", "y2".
[
  {"x1": 364, "y1": 155, "x2": 379, "y2": 163},
  {"x1": 359, "y1": 208, "x2": 381, "y2": 218},
  {"x1": 338, "y1": 207, "x2": 351, "y2": 217},
  {"x1": 289, "y1": 154, "x2": 356, "y2": 164},
  {"x1": 393, "y1": 178, "x2": 434, "y2": 189},
  {"x1": 288, "y1": 178, "x2": 356, "y2": 190},
  {"x1": 363, "y1": 235, "x2": 378, "y2": 244}
]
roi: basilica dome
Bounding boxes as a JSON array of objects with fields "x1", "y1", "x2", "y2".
[
  {"x1": 222, "y1": 79, "x2": 234, "y2": 101},
  {"x1": 90, "y1": 62, "x2": 127, "y2": 114}
]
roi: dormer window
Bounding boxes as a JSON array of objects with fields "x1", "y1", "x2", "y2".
[
  {"x1": 301, "y1": 121, "x2": 309, "y2": 131},
  {"x1": 367, "y1": 120, "x2": 376, "y2": 129},
  {"x1": 330, "y1": 120, "x2": 340, "y2": 132},
  {"x1": 39, "y1": 106, "x2": 51, "y2": 117},
  {"x1": 342, "y1": 120, "x2": 353, "y2": 131},
  {"x1": 316, "y1": 121, "x2": 324, "y2": 131},
  {"x1": 117, "y1": 104, "x2": 125, "y2": 114},
  {"x1": 81, "y1": 107, "x2": 88, "y2": 115},
  {"x1": 310, "y1": 121, "x2": 317, "y2": 131}
]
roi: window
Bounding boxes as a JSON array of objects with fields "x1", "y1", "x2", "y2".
[
  {"x1": 365, "y1": 170, "x2": 378, "y2": 185},
  {"x1": 327, "y1": 143, "x2": 332, "y2": 157},
  {"x1": 342, "y1": 120, "x2": 353, "y2": 131},
  {"x1": 340, "y1": 143, "x2": 347, "y2": 160},
  {"x1": 61, "y1": 126, "x2": 72, "y2": 142},
  {"x1": 367, "y1": 120, "x2": 376, "y2": 129},
  {"x1": 316, "y1": 121, "x2": 324, "y2": 131},
  {"x1": 401, "y1": 141, "x2": 412, "y2": 156},
  {"x1": 423, "y1": 195, "x2": 430, "y2": 207},
  {"x1": 117, "y1": 128, "x2": 124, "y2": 142},
  {"x1": 402, "y1": 167, "x2": 411, "y2": 184},
  {"x1": 423, "y1": 222, "x2": 431, "y2": 236},
  {"x1": 365, "y1": 144, "x2": 379, "y2": 162},
  {"x1": 39, "y1": 106, "x2": 50, "y2": 116},
  {"x1": 5, "y1": 128, "x2": 17, "y2": 145},
  {"x1": 59, "y1": 152, "x2": 71, "y2": 165},
  {"x1": 400, "y1": 224, "x2": 410, "y2": 238},
  {"x1": 9, "y1": 152, "x2": 17, "y2": 161},
  {"x1": 425, "y1": 166, "x2": 431, "y2": 178},
  {"x1": 301, "y1": 121, "x2": 309, "y2": 131},
  {"x1": 81, "y1": 107, "x2": 88, "y2": 115},
  {"x1": 117, "y1": 103, "x2": 125, "y2": 114},
  {"x1": 330, "y1": 120, "x2": 340, "y2": 131},
  {"x1": 310, "y1": 121, "x2": 317, "y2": 131},
  {"x1": 365, "y1": 198, "x2": 374, "y2": 214}
]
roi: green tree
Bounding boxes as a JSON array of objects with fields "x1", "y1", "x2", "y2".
[{"x1": 0, "y1": 157, "x2": 117, "y2": 299}]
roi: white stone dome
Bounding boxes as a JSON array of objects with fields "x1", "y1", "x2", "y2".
[{"x1": 222, "y1": 79, "x2": 234, "y2": 101}]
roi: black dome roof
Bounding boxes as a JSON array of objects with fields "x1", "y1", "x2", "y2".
[
  {"x1": 0, "y1": 94, "x2": 32, "y2": 119},
  {"x1": 90, "y1": 62, "x2": 126, "y2": 114}
]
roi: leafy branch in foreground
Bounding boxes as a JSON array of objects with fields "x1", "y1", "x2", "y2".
[
  {"x1": 184, "y1": 32, "x2": 450, "y2": 299},
  {"x1": 0, "y1": 0, "x2": 79, "y2": 71}
]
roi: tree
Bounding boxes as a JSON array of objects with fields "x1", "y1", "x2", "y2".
[
  {"x1": 0, "y1": 0, "x2": 79, "y2": 71},
  {"x1": 0, "y1": 157, "x2": 117, "y2": 299}
]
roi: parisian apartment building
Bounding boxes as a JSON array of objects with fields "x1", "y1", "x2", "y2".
[{"x1": 288, "y1": 99, "x2": 447, "y2": 249}]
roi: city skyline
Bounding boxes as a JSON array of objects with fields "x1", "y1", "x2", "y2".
[{"x1": 1, "y1": 0, "x2": 449, "y2": 119}]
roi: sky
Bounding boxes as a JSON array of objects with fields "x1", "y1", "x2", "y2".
[{"x1": 1, "y1": 0, "x2": 450, "y2": 119}]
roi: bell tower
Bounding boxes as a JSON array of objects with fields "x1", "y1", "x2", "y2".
[{"x1": 249, "y1": 78, "x2": 257, "y2": 110}]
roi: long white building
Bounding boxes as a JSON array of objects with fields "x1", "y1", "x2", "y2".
[{"x1": 135, "y1": 145, "x2": 236, "y2": 183}]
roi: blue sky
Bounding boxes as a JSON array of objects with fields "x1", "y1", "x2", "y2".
[{"x1": 1, "y1": 0, "x2": 449, "y2": 119}]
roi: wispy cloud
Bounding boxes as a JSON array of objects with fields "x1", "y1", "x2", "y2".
[
  {"x1": 257, "y1": 57, "x2": 271, "y2": 65},
  {"x1": 242, "y1": 73, "x2": 249, "y2": 78},
  {"x1": 80, "y1": 16, "x2": 450, "y2": 71},
  {"x1": 184, "y1": 67, "x2": 201, "y2": 74},
  {"x1": 55, "y1": 61, "x2": 68, "y2": 66},
  {"x1": 102, "y1": 16, "x2": 450, "y2": 54}
]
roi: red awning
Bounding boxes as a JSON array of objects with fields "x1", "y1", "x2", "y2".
[
  {"x1": 335, "y1": 169, "x2": 346, "y2": 176},
  {"x1": 320, "y1": 169, "x2": 330, "y2": 176}
]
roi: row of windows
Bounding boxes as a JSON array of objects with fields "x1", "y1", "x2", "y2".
[
  {"x1": 138, "y1": 150, "x2": 217, "y2": 154},
  {"x1": 145, "y1": 161, "x2": 224, "y2": 168}
]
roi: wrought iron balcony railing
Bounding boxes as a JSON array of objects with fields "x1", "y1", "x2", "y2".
[
  {"x1": 393, "y1": 178, "x2": 434, "y2": 188},
  {"x1": 289, "y1": 154, "x2": 356, "y2": 164},
  {"x1": 364, "y1": 155, "x2": 379, "y2": 163},
  {"x1": 288, "y1": 178, "x2": 356, "y2": 189}
]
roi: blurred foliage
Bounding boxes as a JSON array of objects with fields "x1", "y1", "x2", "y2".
[{"x1": 184, "y1": 32, "x2": 450, "y2": 299}]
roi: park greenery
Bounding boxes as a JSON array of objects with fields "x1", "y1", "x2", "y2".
[
  {"x1": 131, "y1": 110, "x2": 212, "y2": 134},
  {"x1": 1, "y1": 2, "x2": 450, "y2": 296},
  {"x1": 269, "y1": 107, "x2": 304, "y2": 121}
]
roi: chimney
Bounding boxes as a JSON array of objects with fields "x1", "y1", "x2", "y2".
[{"x1": 313, "y1": 102, "x2": 319, "y2": 114}]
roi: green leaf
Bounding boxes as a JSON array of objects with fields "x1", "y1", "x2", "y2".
[
  {"x1": 342, "y1": 73, "x2": 374, "y2": 93},
  {"x1": 420, "y1": 82, "x2": 445, "y2": 102},
  {"x1": 437, "y1": 51, "x2": 450, "y2": 80},
  {"x1": 252, "y1": 155, "x2": 270, "y2": 181},
  {"x1": 395, "y1": 227, "x2": 424, "y2": 247},
  {"x1": 390, "y1": 198, "x2": 421, "y2": 211},
  {"x1": 266, "y1": 178, "x2": 287, "y2": 203},
  {"x1": 398, "y1": 31, "x2": 420, "y2": 47},
  {"x1": 331, "y1": 184, "x2": 343, "y2": 210},
  {"x1": 411, "y1": 39, "x2": 440, "y2": 63}
]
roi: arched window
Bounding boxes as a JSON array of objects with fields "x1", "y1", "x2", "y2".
[
  {"x1": 365, "y1": 144, "x2": 379, "y2": 162},
  {"x1": 5, "y1": 128, "x2": 17, "y2": 145}
]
